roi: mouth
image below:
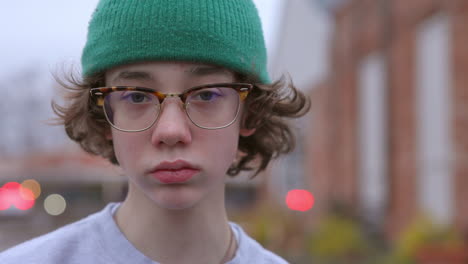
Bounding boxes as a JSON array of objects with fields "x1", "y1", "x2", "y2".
[{"x1": 149, "y1": 160, "x2": 200, "y2": 184}]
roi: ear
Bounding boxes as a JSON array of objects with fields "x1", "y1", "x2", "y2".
[{"x1": 240, "y1": 128, "x2": 256, "y2": 137}]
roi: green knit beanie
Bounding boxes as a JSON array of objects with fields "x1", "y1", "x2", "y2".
[{"x1": 81, "y1": 0, "x2": 270, "y2": 84}]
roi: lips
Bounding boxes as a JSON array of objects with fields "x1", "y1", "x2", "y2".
[{"x1": 150, "y1": 160, "x2": 200, "y2": 184}]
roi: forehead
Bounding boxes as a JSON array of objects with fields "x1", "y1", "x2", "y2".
[{"x1": 105, "y1": 61, "x2": 235, "y2": 84}]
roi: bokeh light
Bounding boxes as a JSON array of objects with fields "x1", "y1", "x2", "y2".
[
  {"x1": 21, "y1": 179, "x2": 41, "y2": 199},
  {"x1": 286, "y1": 189, "x2": 315, "y2": 212},
  {"x1": 44, "y1": 194, "x2": 67, "y2": 216},
  {"x1": 0, "y1": 187, "x2": 10, "y2": 210},
  {"x1": 0, "y1": 182, "x2": 35, "y2": 211}
]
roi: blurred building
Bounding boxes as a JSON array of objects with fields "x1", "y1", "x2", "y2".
[
  {"x1": 306, "y1": 0, "x2": 468, "y2": 239},
  {"x1": 266, "y1": 0, "x2": 333, "y2": 210}
]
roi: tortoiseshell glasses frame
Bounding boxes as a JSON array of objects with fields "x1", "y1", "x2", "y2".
[{"x1": 89, "y1": 83, "x2": 253, "y2": 132}]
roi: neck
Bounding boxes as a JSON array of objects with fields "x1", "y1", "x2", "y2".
[{"x1": 114, "y1": 183, "x2": 236, "y2": 264}]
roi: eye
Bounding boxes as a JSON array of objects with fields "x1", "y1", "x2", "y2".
[
  {"x1": 190, "y1": 88, "x2": 223, "y2": 102},
  {"x1": 121, "y1": 91, "x2": 152, "y2": 104}
]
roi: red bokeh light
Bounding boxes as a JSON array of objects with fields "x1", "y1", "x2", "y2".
[
  {"x1": 286, "y1": 189, "x2": 314, "y2": 212},
  {"x1": 0, "y1": 187, "x2": 10, "y2": 210},
  {"x1": 0, "y1": 182, "x2": 35, "y2": 211},
  {"x1": 3, "y1": 181, "x2": 21, "y2": 190}
]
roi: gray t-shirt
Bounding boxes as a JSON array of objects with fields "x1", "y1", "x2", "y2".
[{"x1": 0, "y1": 203, "x2": 288, "y2": 264}]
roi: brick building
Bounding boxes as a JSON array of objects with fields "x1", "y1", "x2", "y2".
[{"x1": 306, "y1": 0, "x2": 468, "y2": 239}]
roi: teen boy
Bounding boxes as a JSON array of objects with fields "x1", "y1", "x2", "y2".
[{"x1": 0, "y1": 0, "x2": 309, "y2": 263}]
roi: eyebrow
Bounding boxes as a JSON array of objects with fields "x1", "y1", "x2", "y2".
[
  {"x1": 188, "y1": 65, "x2": 233, "y2": 79},
  {"x1": 111, "y1": 71, "x2": 154, "y2": 83}
]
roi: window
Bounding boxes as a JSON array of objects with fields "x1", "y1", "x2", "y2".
[
  {"x1": 358, "y1": 53, "x2": 388, "y2": 225},
  {"x1": 416, "y1": 13, "x2": 454, "y2": 225}
]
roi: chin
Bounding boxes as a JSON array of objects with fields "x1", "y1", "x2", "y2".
[{"x1": 150, "y1": 187, "x2": 203, "y2": 211}]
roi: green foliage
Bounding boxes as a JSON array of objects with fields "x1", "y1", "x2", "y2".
[
  {"x1": 308, "y1": 214, "x2": 371, "y2": 261},
  {"x1": 393, "y1": 215, "x2": 464, "y2": 262}
]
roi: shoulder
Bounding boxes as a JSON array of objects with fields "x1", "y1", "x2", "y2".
[
  {"x1": 0, "y1": 204, "x2": 117, "y2": 264},
  {"x1": 229, "y1": 222, "x2": 290, "y2": 264}
]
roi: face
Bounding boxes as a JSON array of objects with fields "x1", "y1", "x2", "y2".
[{"x1": 105, "y1": 61, "x2": 254, "y2": 210}]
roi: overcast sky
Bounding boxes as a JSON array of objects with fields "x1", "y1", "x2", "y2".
[{"x1": 0, "y1": 0, "x2": 283, "y2": 81}]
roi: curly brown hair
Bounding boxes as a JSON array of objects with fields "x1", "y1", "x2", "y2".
[{"x1": 52, "y1": 69, "x2": 310, "y2": 177}]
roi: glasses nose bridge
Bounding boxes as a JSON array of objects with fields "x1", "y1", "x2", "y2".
[{"x1": 160, "y1": 93, "x2": 188, "y2": 111}]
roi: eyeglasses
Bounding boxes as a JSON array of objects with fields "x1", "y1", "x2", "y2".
[{"x1": 89, "y1": 83, "x2": 253, "y2": 132}]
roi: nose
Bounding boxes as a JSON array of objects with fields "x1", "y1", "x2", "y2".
[{"x1": 150, "y1": 98, "x2": 192, "y2": 147}]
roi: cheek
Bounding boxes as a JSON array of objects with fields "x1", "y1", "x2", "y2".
[
  {"x1": 200, "y1": 126, "x2": 240, "y2": 166},
  {"x1": 111, "y1": 132, "x2": 146, "y2": 169}
]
